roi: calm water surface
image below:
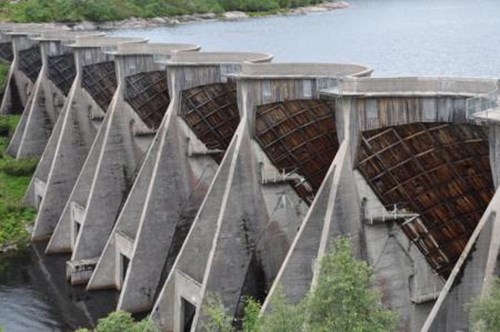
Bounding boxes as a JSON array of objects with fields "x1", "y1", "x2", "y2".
[
  {"x1": 0, "y1": 245, "x2": 117, "y2": 332},
  {"x1": 110, "y1": 0, "x2": 500, "y2": 77},
  {"x1": 3, "y1": 0, "x2": 500, "y2": 330}
]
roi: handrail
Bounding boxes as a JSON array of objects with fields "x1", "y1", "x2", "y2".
[
  {"x1": 466, "y1": 86, "x2": 499, "y2": 121},
  {"x1": 362, "y1": 202, "x2": 419, "y2": 224}
]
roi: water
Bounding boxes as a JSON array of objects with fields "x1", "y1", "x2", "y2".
[
  {"x1": 110, "y1": 0, "x2": 500, "y2": 78},
  {"x1": 0, "y1": 245, "x2": 117, "y2": 331},
  {"x1": 3, "y1": 0, "x2": 500, "y2": 330}
]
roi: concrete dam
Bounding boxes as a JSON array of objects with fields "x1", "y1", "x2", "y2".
[{"x1": 1, "y1": 24, "x2": 500, "y2": 331}]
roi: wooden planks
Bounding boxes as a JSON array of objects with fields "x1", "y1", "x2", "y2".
[
  {"x1": 82, "y1": 61, "x2": 117, "y2": 112},
  {"x1": 48, "y1": 53, "x2": 76, "y2": 96},
  {"x1": 18, "y1": 46, "x2": 42, "y2": 82},
  {"x1": 357, "y1": 123, "x2": 494, "y2": 277},
  {"x1": 125, "y1": 71, "x2": 169, "y2": 129},
  {"x1": 180, "y1": 82, "x2": 239, "y2": 162},
  {"x1": 255, "y1": 99, "x2": 338, "y2": 204},
  {"x1": 0, "y1": 42, "x2": 13, "y2": 62}
]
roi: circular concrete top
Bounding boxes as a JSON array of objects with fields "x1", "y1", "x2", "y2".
[
  {"x1": 69, "y1": 36, "x2": 147, "y2": 49},
  {"x1": 162, "y1": 52, "x2": 273, "y2": 66},
  {"x1": 234, "y1": 62, "x2": 373, "y2": 79},
  {"x1": 323, "y1": 77, "x2": 499, "y2": 97},
  {"x1": 0, "y1": 23, "x2": 63, "y2": 34},
  {"x1": 32, "y1": 31, "x2": 105, "y2": 42},
  {"x1": 107, "y1": 43, "x2": 201, "y2": 56}
]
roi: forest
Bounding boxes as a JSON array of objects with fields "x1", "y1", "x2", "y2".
[{"x1": 0, "y1": 0, "x2": 331, "y2": 22}]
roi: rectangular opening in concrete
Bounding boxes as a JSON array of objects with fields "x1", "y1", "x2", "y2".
[
  {"x1": 36, "y1": 194, "x2": 43, "y2": 209},
  {"x1": 121, "y1": 254, "x2": 130, "y2": 285},
  {"x1": 73, "y1": 219, "x2": 81, "y2": 248},
  {"x1": 181, "y1": 297, "x2": 196, "y2": 332},
  {"x1": 34, "y1": 178, "x2": 47, "y2": 208}
]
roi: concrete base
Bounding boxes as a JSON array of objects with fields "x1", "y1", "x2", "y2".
[{"x1": 66, "y1": 258, "x2": 98, "y2": 286}]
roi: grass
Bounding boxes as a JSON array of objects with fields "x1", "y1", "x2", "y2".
[
  {"x1": 0, "y1": 62, "x2": 9, "y2": 90},
  {"x1": 0, "y1": 116, "x2": 37, "y2": 249}
]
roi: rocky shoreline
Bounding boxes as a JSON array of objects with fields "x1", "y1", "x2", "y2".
[{"x1": 66, "y1": 1, "x2": 349, "y2": 31}]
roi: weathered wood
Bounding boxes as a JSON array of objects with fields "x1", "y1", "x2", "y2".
[
  {"x1": 48, "y1": 53, "x2": 76, "y2": 96},
  {"x1": 180, "y1": 82, "x2": 238, "y2": 162},
  {"x1": 0, "y1": 42, "x2": 13, "y2": 62},
  {"x1": 81, "y1": 60, "x2": 117, "y2": 112},
  {"x1": 357, "y1": 122, "x2": 494, "y2": 278},
  {"x1": 125, "y1": 70, "x2": 169, "y2": 129},
  {"x1": 255, "y1": 99, "x2": 338, "y2": 203},
  {"x1": 18, "y1": 46, "x2": 42, "y2": 82}
]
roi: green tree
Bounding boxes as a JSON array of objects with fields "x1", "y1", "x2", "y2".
[
  {"x1": 205, "y1": 237, "x2": 398, "y2": 332},
  {"x1": 257, "y1": 287, "x2": 304, "y2": 332},
  {"x1": 470, "y1": 278, "x2": 500, "y2": 332},
  {"x1": 305, "y1": 238, "x2": 397, "y2": 332},
  {"x1": 76, "y1": 311, "x2": 158, "y2": 332}
]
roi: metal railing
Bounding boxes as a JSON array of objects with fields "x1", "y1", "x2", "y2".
[
  {"x1": 186, "y1": 138, "x2": 224, "y2": 157},
  {"x1": 466, "y1": 87, "x2": 498, "y2": 121},
  {"x1": 362, "y1": 203, "x2": 419, "y2": 225},
  {"x1": 260, "y1": 166, "x2": 307, "y2": 186}
]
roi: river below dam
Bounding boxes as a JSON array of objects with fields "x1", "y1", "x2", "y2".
[{"x1": 2, "y1": 0, "x2": 500, "y2": 330}]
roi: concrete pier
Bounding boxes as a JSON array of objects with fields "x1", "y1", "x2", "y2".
[
  {"x1": 29, "y1": 36, "x2": 146, "y2": 241},
  {"x1": 87, "y1": 52, "x2": 272, "y2": 313},
  {"x1": 1, "y1": 25, "x2": 500, "y2": 332},
  {"x1": 7, "y1": 31, "x2": 102, "y2": 158},
  {"x1": 48, "y1": 42, "x2": 200, "y2": 285},
  {"x1": 0, "y1": 26, "x2": 67, "y2": 116},
  {"x1": 264, "y1": 77, "x2": 498, "y2": 331},
  {"x1": 151, "y1": 62, "x2": 371, "y2": 331}
]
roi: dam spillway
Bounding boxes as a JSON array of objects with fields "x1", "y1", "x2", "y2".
[{"x1": 1, "y1": 25, "x2": 500, "y2": 332}]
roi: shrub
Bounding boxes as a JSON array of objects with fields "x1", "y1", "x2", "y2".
[
  {"x1": 205, "y1": 237, "x2": 398, "y2": 332},
  {"x1": 0, "y1": 117, "x2": 10, "y2": 137},
  {"x1": 0, "y1": 62, "x2": 9, "y2": 90},
  {"x1": 470, "y1": 278, "x2": 500, "y2": 332},
  {"x1": 77, "y1": 311, "x2": 158, "y2": 332},
  {"x1": 0, "y1": 158, "x2": 38, "y2": 176}
]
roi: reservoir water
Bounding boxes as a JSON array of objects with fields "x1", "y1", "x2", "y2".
[
  {"x1": 110, "y1": 0, "x2": 500, "y2": 77},
  {"x1": 2, "y1": 0, "x2": 500, "y2": 330}
]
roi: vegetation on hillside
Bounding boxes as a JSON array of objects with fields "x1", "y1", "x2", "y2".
[
  {"x1": 470, "y1": 278, "x2": 500, "y2": 332},
  {"x1": 0, "y1": 0, "x2": 332, "y2": 23},
  {"x1": 204, "y1": 237, "x2": 398, "y2": 332}
]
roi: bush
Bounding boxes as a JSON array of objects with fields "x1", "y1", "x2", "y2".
[
  {"x1": 77, "y1": 311, "x2": 158, "y2": 332},
  {"x1": 0, "y1": 115, "x2": 36, "y2": 248},
  {"x1": 0, "y1": 117, "x2": 10, "y2": 137},
  {"x1": 470, "y1": 278, "x2": 500, "y2": 332},
  {"x1": 0, "y1": 62, "x2": 9, "y2": 90},
  {"x1": 205, "y1": 237, "x2": 398, "y2": 332},
  {"x1": 305, "y1": 238, "x2": 397, "y2": 332},
  {"x1": 0, "y1": 158, "x2": 38, "y2": 176}
]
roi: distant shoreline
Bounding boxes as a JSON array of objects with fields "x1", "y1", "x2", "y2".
[{"x1": 62, "y1": 1, "x2": 350, "y2": 31}]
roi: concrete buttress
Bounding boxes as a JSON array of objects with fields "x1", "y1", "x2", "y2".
[
  {"x1": 88, "y1": 52, "x2": 272, "y2": 314},
  {"x1": 30, "y1": 36, "x2": 146, "y2": 241},
  {"x1": 151, "y1": 62, "x2": 371, "y2": 331}
]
